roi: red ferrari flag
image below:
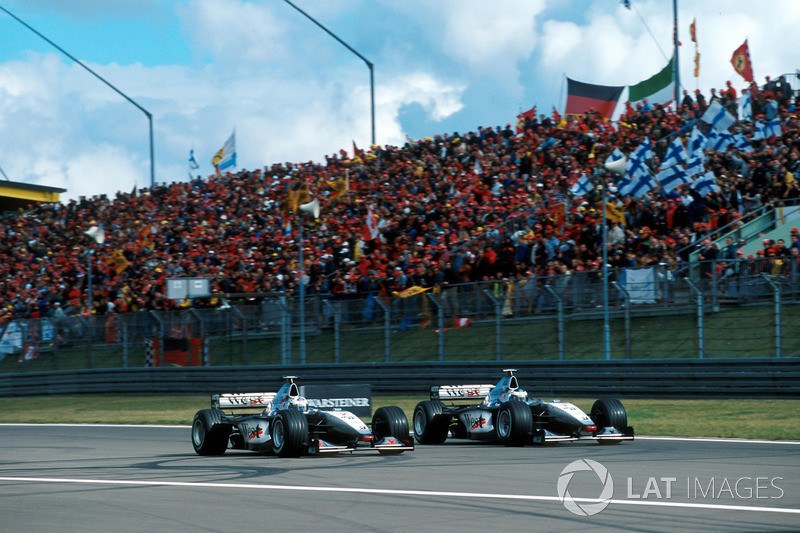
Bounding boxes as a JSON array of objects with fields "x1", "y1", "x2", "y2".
[
  {"x1": 730, "y1": 40, "x2": 754, "y2": 83},
  {"x1": 516, "y1": 105, "x2": 537, "y2": 134}
]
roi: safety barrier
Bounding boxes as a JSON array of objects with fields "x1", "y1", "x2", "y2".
[{"x1": 1, "y1": 358, "x2": 797, "y2": 398}]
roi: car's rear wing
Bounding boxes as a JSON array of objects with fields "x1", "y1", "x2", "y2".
[
  {"x1": 431, "y1": 384, "x2": 494, "y2": 401},
  {"x1": 212, "y1": 392, "x2": 277, "y2": 410}
]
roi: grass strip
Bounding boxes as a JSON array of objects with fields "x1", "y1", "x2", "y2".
[{"x1": 0, "y1": 395, "x2": 797, "y2": 441}]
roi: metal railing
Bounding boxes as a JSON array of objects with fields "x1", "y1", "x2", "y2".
[{"x1": 0, "y1": 258, "x2": 798, "y2": 373}]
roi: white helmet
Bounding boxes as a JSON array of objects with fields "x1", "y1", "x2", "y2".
[
  {"x1": 510, "y1": 389, "x2": 528, "y2": 401},
  {"x1": 287, "y1": 395, "x2": 308, "y2": 413}
]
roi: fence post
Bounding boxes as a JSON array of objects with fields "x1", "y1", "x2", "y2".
[
  {"x1": 322, "y1": 300, "x2": 340, "y2": 363},
  {"x1": 274, "y1": 297, "x2": 291, "y2": 365},
  {"x1": 231, "y1": 306, "x2": 247, "y2": 365},
  {"x1": 761, "y1": 273, "x2": 782, "y2": 358},
  {"x1": 426, "y1": 293, "x2": 445, "y2": 362},
  {"x1": 685, "y1": 279, "x2": 705, "y2": 359},
  {"x1": 612, "y1": 281, "x2": 632, "y2": 359},
  {"x1": 374, "y1": 296, "x2": 391, "y2": 363},
  {"x1": 545, "y1": 284, "x2": 564, "y2": 361},
  {"x1": 482, "y1": 289, "x2": 502, "y2": 361}
]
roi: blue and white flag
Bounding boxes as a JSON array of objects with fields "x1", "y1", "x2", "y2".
[
  {"x1": 752, "y1": 120, "x2": 766, "y2": 141},
  {"x1": 606, "y1": 147, "x2": 625, "y2": 164},
  {"x1": 661, "y1": 137, "x2": 687, "y2": 169},
  {"x1": 212, "y1": 130, "x2": 237, "y2": 174},
  {"x1": 630, "y1": 139, "x2": 653, "y2": 163},
  {"x1": 688, "y1": 127, "x2": 707, "y2": 155},
  {"x1": 685, "y1": 154, "x2": 705, "y2": 177},
  {"x1": 569, "y1": 173, "x2": 593, "y2": 197},
  {"x1": 189, "y1": 149, "x2": 199, "y2": 170},
  {"x1": 692, "y1": 171, "x2": 721, "y2": 197},
  {"x1": 656, "y1": 165, "x2": 691, "y2": 193},
  {"x1": 765, "y1": 118, "x2": 782, "y2": 139},
  {"x1": 737, "y1": 93, "x2": 753, "y2": 121},
  {"x1": 701, "y1": 100, "x2": 736, "y2": 132},
  {"x1": 706, "y1": 130, "x2": 734, "y2": 152},
  {"x1": 732, "y1": 132, "x2": 753, "y2": 153},
  {"x1": 626, "y1": 154, "x2": 650, "y2": 180},
  {"x1": 624, "y1": 173, "x2": 657, "y2": 198}
]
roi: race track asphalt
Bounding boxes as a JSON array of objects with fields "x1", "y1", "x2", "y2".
[{"x1": 0, "y1": 424, "x2": 798, "y2": 532}]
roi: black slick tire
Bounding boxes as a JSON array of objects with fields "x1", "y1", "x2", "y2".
[
  {"x1": 192, "y1": 409, "x2": 230, "y2": 456},
  {"x1": 413, "y1": 400, "x2": 450, "y2": 444},
  {"x1": 271, "y1": 409, "x2": 308, "y2": 458},
  {"x1": 496, "y1": 401, "x2": 533, "y2": 447}
]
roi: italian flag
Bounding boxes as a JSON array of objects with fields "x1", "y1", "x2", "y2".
[{"x1": 628, "y1": 56, "x2": 675, "y2": 108}]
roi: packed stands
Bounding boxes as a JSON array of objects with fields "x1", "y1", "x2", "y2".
[{"x1": 0, "y1": 75, "x2": 798, "y2": 321}]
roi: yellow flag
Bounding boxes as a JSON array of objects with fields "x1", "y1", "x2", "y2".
[
  {"x1": 393, "y1": 286, "x2": 431, "y2": 298},
  {"x1": 605, "y1": 202, "x2": 626, "y2": 225}
]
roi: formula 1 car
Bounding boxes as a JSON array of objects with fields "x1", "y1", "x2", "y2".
[
  {"x1": 191, "y1": 376, "x2": 414, "y2": 457},
  {"x1": 413, "y1": 369, "x2": 633, "y2": 446}
]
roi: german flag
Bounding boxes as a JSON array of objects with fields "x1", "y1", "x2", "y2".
[{"x1": 565, "y1": 78, "x2": 624, "y2": 120}]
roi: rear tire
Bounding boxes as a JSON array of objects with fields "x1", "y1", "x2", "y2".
[
  {"x1": 591, "y1": 398, "x2": 627, "y2": 445},
  {"x1": 496, "y1": 401, "x2": 533, "y2": 447},
  {"x1": 413, "y1": 400, "x2": 450, "y2": 444},
  {"x1": 372, "y1": 406, "x2": 409, "y2": 440},
  {"x1": 271, "y1": 410, "x2": 308, "y2": 458},
  {"x1": 192, "y1": 409, "x2": 230, "y2": 456}
]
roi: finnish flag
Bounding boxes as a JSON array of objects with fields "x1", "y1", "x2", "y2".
[
  {"x1": 656, "y1": 166, "x2": 691, "y2": 193},
  {"x1": 569, "y1": 174, "x2": 594, "y2": 197},
  {"x1": 701, "y1": 100, "x2": 736, "y2": 132},
  {"x1": 692, "y1": 171, "x2": 721, "y2": 197},
  {"x1": 661, "y1": 137, "x2": 687, "y2": 169}
]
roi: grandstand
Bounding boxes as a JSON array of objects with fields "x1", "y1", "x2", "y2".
[{"x1": 0, "y1": 74, "x2": 797, "y2": 329}]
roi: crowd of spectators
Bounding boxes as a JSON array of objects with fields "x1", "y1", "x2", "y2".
[{"x1": 1, "y1": 74, "x2": 799, "y2": 322}]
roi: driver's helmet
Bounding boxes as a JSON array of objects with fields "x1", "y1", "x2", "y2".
[
  {"x1": 287, "y1": 395, "x2": 309, "y2": 413},
  {"x1": 509, "y1": 389, "x2": 528, "y2": 401}
]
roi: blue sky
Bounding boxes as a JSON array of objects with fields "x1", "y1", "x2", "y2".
[{"x1": 0, "y1": 0, "x2": 797, "y2": 201}]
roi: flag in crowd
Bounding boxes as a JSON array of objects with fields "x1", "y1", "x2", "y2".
[
  {"x1": 765, "y1": 118, "x2": 782, "y2": 139},
  {"x1": 688, "y1": 127, "x2": 707, "y2": 155},
  {"x1": 732, "y1": 133, "x2": 753, "y2": 153},
  {"x1": 661, "y1": 137, "x2": 687, "y2": 169},
  {"x1": 621, "y1": 172, "x2": 657, "y2": 198},
  {"x1": 706, "y1": 130, "x2": 734, "y2": 152},
  {"x1": 685, "y1": 154, "x2": 705, "y2": 177},
  {"x1": 362, "y1": 205, "x2": 380, "y2": 241},
  {"x1": 327, "y1": 170, "x2": 350, "y2": 202},
  {"x1": 630, "y1": 139, "x2": 653, "y2": 163},
  {"x1": 628, "y1": 55, "x2": 675, "y2": 108},
  {"x1": 569, "y1": 173, "x2": 593, "y2": 197},
  {"x1": 730, "y1": 40, "x2": 755, "y2": 82},
  {"x1": 605, "y1": 202, "x2": 626, "y2": 225},
  {"x1": 211, "y1": 130, "x2": 236, "y2": 175},
  {"x1": 692, "y1": 171, "x2": 721, "y2": 197},
  {"x1": 565, "y1": 78, "x2": 625, "y2": 120},
  {"x1": 516, "y1": 105, "x2": 537, "y2": 134},
  {"x1": 656, "y1": 165, "x2": 691, "y2": 194},
  {"x1": 738, "y1": 92, "x2": 753, "y2": 121},
  {"x1": 701, "y1": 100, "x2": 736, "y2": 132},
  {"x1": 188, "y1": 149, "x2": 199, "y2": 170}
]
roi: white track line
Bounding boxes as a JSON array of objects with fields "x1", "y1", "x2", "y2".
[{"x1": 0, "y1": 476, "x2": 797, "y2": 515}]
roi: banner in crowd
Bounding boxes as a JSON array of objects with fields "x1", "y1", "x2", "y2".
[
  {"x1": 212, "y1": 130, "x2": 237, "y2": 175},
  {"x1": 730, "y1": 40, "x2": 754, "y2": 82},
  {"x1": 628, "y1": 55, "x2": 675, "y2": 107},
  {"x1": 565, "y1": 78, "x2": 624, "y2": 120}
]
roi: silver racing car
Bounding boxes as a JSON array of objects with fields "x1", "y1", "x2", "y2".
[
  {"x1": 413, "y1": 369, "x2": 633, "y2": 446},
  {"x1": 192, "y1": 376, "x2": 414, "y2": 457}
]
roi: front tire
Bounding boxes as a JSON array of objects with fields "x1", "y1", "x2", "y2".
[
  {"x1": 591, "y1": 398, "x2": 627, "y2": 445},
  {"x1": 496, "y1": 401, "x2": 533, "y2": 447},
  {"x1": 413, "y1": 400, "x2": 450, "y2": 444},
  {"x1": 372, "y1": 406, "x2": 409, "y2": 440},
  {"x1": 591, "y1": 398, "x2": 628, "y2": 429},
  {"x1": 192, "y1": 409, "x2": 230, "y2": 455},
  {"x1": 271, "y1": 410, "x2": 308, "y2": 458}
]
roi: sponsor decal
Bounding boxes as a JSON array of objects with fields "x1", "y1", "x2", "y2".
[
  {"x1": 247, "y1": 424, "x2": 264, "y2": 441},
  {"x1": 300, "y1": 384, "x2": 371, "y2": 417}
]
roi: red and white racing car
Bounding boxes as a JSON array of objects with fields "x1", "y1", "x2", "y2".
[
  {"x1": 192, "y1": 376, "x2": 414, "y2": 457},
  {"x1": 413, "y1": 369, "x2": 633, "y2": 446}
]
